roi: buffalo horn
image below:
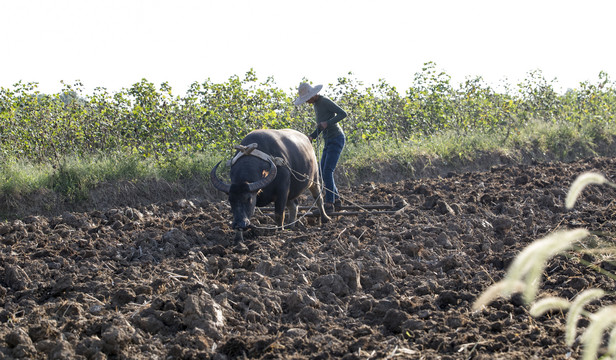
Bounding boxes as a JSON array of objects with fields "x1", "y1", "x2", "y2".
[
  {"x1": 210, "y1": 161, "x2": 231, "y2": 194},
  {"x1": 247, "y1": 158, "x2": 277, "y2": 192}
]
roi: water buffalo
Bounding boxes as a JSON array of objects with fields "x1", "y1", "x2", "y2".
[{"x1": 211, "y1": 129, "x2": 330, "y2": 240}]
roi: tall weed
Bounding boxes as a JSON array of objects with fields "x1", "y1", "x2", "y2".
[{"x1": 474, "y1": 172, "x2": 616, "y2": 360}]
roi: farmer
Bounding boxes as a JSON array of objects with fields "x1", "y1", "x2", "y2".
[{"x1": 294, "y1": 82, "x2": 348, "y2": 214}]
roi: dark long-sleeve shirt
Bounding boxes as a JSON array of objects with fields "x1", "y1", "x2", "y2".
[{"x1": 309, "y1": 96, "x2": 347, "y2": 141}]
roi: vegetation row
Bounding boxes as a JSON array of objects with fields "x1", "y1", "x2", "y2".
[
  {"x1": 2, "y1": 63, "x2": 615, "y2": 163},
  {"x1": 1, "y1": 62, "x2": 615, "y2": 201}
]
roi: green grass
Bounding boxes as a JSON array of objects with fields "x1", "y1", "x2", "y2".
[
  {"x1": 1, "y1": 118, "x2": 615, "y2": 204},
  {"x1": 0, "y1": 161, "x2": 52, "y2": 196},
  {"x1": 343, "y1": 117, "x2": 616, "y2": 175}
]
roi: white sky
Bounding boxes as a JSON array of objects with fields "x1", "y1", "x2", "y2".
[{"x1": 2, "y1": 0, "x2": 616, "y2": 95}]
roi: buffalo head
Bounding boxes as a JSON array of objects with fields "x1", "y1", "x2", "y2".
[{"x1": 210, "y1": 158, "x2": 277, "y2": 230}]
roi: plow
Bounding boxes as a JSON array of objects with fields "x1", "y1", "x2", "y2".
[{"x1": 259, "y1": 200, "x2": 409, "y2": 218}]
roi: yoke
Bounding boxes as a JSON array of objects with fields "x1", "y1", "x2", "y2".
[{"x1": 227, "y1": 143, "x2": 286, "y2": 167}]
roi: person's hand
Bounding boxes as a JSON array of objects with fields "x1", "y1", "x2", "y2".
[{"x1": 319, "y1": 121, "x2": 328, "y2": 129}]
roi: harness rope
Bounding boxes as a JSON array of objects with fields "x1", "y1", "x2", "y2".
[
  {"x1": 227, "y1": 143, "x2": 324, "y2": 230},
  {"x1": 313, "y1": 134, "x2": 369, "y2": 212},
  {"x1": 227, "y1": 140, "x2": 366, "y2": 231}
]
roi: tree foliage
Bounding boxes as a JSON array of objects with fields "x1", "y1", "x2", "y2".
[{"x1": 1, "y1": 64, "x2": 615, "y2": 166}]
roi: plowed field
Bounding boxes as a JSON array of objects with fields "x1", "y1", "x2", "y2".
[{"x1": 2, "y1": 157, "x2": 616, "y2": 359}]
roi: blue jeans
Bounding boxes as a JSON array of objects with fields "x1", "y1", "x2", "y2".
[{"x1": 320, "y1": 134, "x2": 345, "y2": 203}]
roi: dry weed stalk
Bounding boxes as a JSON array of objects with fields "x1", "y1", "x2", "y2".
[
  {"x1": 472, "y1": 228, "x2": 589, "y2": 311},
  {"x1": 472, "y1": 280, "x2": 526, "y2": 312},
  {"x1": 475, "y1": 172, "x2": 616, "y2": 360},
  {"x1": 582, "y1": 305, "x2": 616, "y2": 360},
  {"x1": 529, "y1": 296, "x2": 570, "y2": 317},
  {"x1": 565, "y1": 289, "x2": 606, "y2": 346},
  {"x1": 565, "y1": 172, "x2": 616, "y2": 209}
]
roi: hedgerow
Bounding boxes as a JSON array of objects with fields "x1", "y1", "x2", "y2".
[{"x1": 1, "y1": 63, "x2": 615, "y2": 167}]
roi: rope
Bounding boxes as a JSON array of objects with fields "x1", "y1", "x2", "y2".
[
  {"x1": 225, "y1": 142, "x2": 324, "y2": 231},
  {"x1": 313, "y1": 132, "x2": 368, "y2": 212},
  {"x1": 251, "y1": 153, "x2": 325, "y2": 231},
  {"x1": 251, "y1": 132, "x2": 368, "y2": 231},
  {"x1": 229, "y1": 129, "x2": 366, "y2": 231},
  {"x1": 253, "y1": 191, "x2": 322, "y2": 230}
]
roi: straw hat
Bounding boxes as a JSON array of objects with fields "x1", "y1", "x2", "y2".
[{"x1": 294, "y1": 82, "x2": 323, "y2": 105}]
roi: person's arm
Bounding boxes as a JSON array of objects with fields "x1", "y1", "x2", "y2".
[
  {"x1": 309, "y1": 127, "x2": 322, "y2": 140},
  {"x1": 323, "y1": 98, "x2": 347, "y2": 127}
]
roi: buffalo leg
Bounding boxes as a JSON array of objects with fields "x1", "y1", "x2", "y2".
[
  {"x1": 234, "y1": 230, "x2": 243, "y2": 243},
  {"x1": 274, "y1": 213, "x2": 284, "y2": 230},
  {"x1": 309, "y1": 182, "x2": 330, "y2": 224},
  {"x1": 287, "y1": 198, "x2": 299, "y2": 227},
  {"x1": 274, "y1": 195, "x2": 287, "y2": 230}
]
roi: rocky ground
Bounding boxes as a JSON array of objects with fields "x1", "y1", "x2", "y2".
[{"x1": 2, "y1": 156, "x2": 616, "y2": 359}]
